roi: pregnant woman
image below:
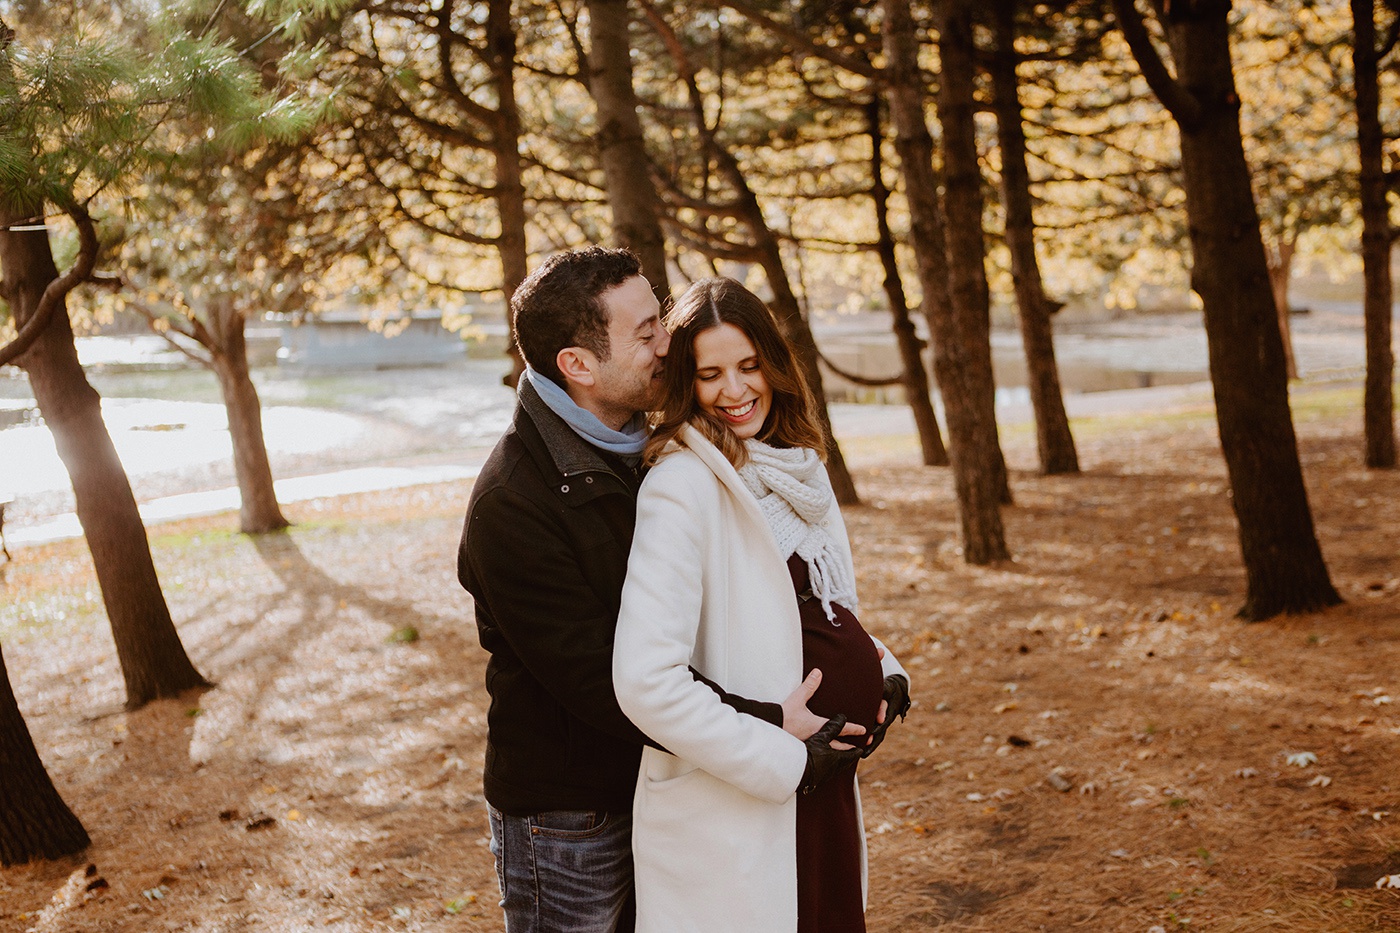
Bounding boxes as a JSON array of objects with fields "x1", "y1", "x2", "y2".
[{"x1": 614, "y1": 277, "x2": 911, "y2": 933}]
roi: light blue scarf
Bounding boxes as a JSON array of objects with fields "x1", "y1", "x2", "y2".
[{"x1": 523, "y1": 366, "x2": 649, "y2": 457}]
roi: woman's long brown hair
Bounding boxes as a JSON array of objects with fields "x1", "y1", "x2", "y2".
[{"x1": 645, "y1": 277, "x2": 826, "y2": 468}]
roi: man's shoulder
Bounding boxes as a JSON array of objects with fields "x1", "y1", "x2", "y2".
[{"x1": 470, "y1": 427, "x2": 548, "y2": 505}]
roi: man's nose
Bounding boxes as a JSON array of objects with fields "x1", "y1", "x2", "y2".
[{"x1": 655, "y1": 326, "x2": 671, "y2": 357}]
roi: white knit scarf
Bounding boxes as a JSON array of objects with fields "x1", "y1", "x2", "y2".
[{"x1": 735, "y1": 440, "x2": 858, "y2": 622}]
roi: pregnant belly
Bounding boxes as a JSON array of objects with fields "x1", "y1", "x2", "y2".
[{"x1": 801, "y1": 601, "x2": 885, "y2": 732}]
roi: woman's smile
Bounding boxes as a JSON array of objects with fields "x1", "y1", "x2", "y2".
[{"x1": 693, "y1": 323, "x2": 773, "y2": 440}]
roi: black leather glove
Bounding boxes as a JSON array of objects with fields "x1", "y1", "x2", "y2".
[
  {"x1": 861, "y1": 675, "x2": 911, "y2": 759},
  {"x1": 799, "y1": 715, "x2": 863, "y2": 795}
]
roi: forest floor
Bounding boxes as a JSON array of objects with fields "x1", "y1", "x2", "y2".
[{"x1": 2, "y1": 380, "x2": 1399, "y2": 932}]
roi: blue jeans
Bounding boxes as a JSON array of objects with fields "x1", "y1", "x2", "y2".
[{"x1": 488, "y1": 805, "x2": 635, "y2": 933}]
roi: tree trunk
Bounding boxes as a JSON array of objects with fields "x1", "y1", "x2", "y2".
[
  {"x1": 935, "y1": 0, "x2": 1013, "y2": 508},
  {"x1": 207, "y1": 297, "x2": 290, "y2": 535},
  {"x1": 882, "y1": 0, "x2": 1009, "y2": 563},
  {"x1": 990, "y1": 0, "x2": 1079, "y2": 475},
  {"x1": 0, "y1": 644, "x2": 89, "y2": 866},
  {"x1": 586, "y1": 0, "x2": 672, "y2": 303},
  {"x1": 754, "y1": 233, "x2": 861, "y2": 504},
  {"x1": 0, "y1": 211, "x2": 210, "y2": 707},
  {"x1": 488, "y1": 0, "x2": 531, "y2": 387},
  {"x1": 1265, "y1": 235, "x2": 1299, "y2": 381},
  {"x1": 1119, "y1": 0, "x2": 1340, "y2": 618},
  {"x1": 647, "y1": 10, "x2": 860, "y2": 503},
  {"x1": 1353, "y1": 0, "x2": 1397, "y2": 469},
  {"x1": 868, "y1": 99, "x2": 949, "y2": 467}
]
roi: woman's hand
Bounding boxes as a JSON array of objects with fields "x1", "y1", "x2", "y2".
[
  {"x1": 781, "y1": 669, "x2": 867, "y2": 744},
  {"x1": 861, "y1": 675, "x2": 911, "y2": 758}
]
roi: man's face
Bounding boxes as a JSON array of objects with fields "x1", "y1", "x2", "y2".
[{"x1": 591, "y1": 275, "x2": 669, "y2": 427}]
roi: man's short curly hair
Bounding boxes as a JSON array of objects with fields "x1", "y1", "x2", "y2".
[{"x1": 511, "y1": 247, "x2": 643, "y2": 385}]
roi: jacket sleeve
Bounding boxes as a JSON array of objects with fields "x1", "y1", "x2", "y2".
[
  {"x1": 461, "y1": 484, "x2": 650, "y2": 746},
  {"x1": 690, "y1": 669, "x2": 783, "y2": 727},
  {"x1": 614, "y1": 459, "x2": 807, "y2": 804}
]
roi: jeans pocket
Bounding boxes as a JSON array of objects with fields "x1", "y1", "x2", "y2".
[{"x1": 530, "y1": 809, "x2": 610, "y2": 839}]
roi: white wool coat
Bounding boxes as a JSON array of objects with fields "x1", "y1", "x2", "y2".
[{"x1": 614, "y1": 425, "x2": 907, "y2": 933}]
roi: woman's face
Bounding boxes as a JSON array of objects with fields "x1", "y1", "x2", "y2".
[{"x1": 692, "y1": 323, "x2": 772, "y2": 440}]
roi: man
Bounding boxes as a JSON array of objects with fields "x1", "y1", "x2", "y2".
[
  {"x1": 458, "y1": 246, "x2": 674, "y2": 933},
  {"x1": 458, "y1": 247, "x2": 866, "y2": 932}
]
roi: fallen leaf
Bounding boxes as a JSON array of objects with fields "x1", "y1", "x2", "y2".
[{"x1": 1285, "y1": 751, "x2": 1317, "y2": 768}]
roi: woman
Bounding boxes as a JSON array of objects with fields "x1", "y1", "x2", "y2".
[{"x1": 613, "y1": 277, "x2": 910, "y2": 933}]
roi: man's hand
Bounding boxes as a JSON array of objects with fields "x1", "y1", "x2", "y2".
[
  {"x1": 861, "y1": 675, "x2": 911, "y2": 759},
  {"x1": 780, "y1": 669, "x2": 868, "y2": 742},
  {"x1": 799, "y1": 715, "x2": 864, "y2": 795}
]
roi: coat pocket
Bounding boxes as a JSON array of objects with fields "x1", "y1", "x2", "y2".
[{"x1": 640, "y1": 747, "x2": 699, "y2": 788}]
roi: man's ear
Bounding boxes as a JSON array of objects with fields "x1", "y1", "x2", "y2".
[{"x1": 556, "y1": 346, "x2": 597, "y2": 388}]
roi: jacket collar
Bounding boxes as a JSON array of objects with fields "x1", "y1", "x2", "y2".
[
  {"x1": 517, "y1": 378, "x2": 639, "y2": 501},
  {"x1": 678, "y1": 424, "x2": 779, "y2": 546}
]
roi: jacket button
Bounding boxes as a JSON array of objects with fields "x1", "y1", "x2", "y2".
[
  {"x1": 585, "y1": 476, "x2": 594, "y2": 484},
  {"x1": 561, "y1": 484, "x2": 570, "y2": 493}
]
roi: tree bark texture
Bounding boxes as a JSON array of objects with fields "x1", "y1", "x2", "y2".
[
  {"x1": 1117, "y1": 0, "x2": 1340, "y2": 618},
  {"x1": 0, "y1": 212, "x2": 210, "y2": 706},
  {"x1": 882, "y1": 0, "x2": 1009, "y2": 562},
  {"x1": 587, "y1": 0, "x2": 672, "y2": 304},
  {"x1": 868, "y1": 99, "x2": 949, "y2": 467},
  {"x1": 0, "y1": 644, "x2": 89, "y2": 866},
  {"x1": 990, "y1": 0, "x2": 1080, "y2": 475},
  {"x1": 934, "y1": 0, "x2": 1013, "y2": 508},
  {"x1": 487, "y1": 0, "x2": 531, "y2": 386},
  {"x1": 206, "y1": 297, "x2": 290, "y2": 534},
  {"x1": 1352, "y1": 0, "x2": 1397, "y2": 469}
]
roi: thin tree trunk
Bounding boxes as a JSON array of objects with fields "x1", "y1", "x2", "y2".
[
  {"x1": 641, "y1": 7, "x2": 859, "y2": 503},
  {"x1": 754, "y1": 233, "x2": 861, "y2": 505},
  {"x1": 488, "y1": 0, "x2": 531, "y2": 387},
  {"x1": 0, "y1": 644, "x2": 89, "y2": 866},
  {"x1": 935, "y1": 0, "x2": 1013, "y2": 508},
  {"x1": 586, "y1": 0, "x2": 672, "y2": 303},
  {"x1": 1265, "y1": 236, "x2": 1299, "y2": 381},
  {"x1": 868, "y1": 99, "x2": 949, "y2": 467},
  {"x1": 1353, "y1": 0, "x2": 1397, "y2": 469},
  {"x1": 207, "y1": 298, "x2": 289, "y2": 535},
  {"x1": 991, "y1": 0, "x2": 1079, "y2": 475},
  {"x1": 0, "y1": 210, "x2": 210, "y2": 707},
  {"x1": 882, "y1": 0, "x2": 1009, "y2": 563},
  {"x1": 1116, "y1": 0, "x2": 1340, "y2": 618}
]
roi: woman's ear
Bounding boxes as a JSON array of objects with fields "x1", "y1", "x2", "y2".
[{"x1": 555, "y1": 346, "x2": 597, "y2": 389}]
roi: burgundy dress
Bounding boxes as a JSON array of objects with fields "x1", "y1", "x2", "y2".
[{"x1": 788, "y1": 554, "x2": 885, "y2": 933}]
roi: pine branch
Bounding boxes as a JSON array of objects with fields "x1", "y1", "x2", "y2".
[
  {"x1": 1111, "y1": 0, "x2": 1203, "y2": 128},
  {"x1": 708, "y1": 0, "x2": 879, "y2": 81},
  {"x1": 815, "y1": 345, "x2": 903, "y2": 387},
  {"x1": 0, "y1": 201, "x2": 99, "y2": 369}
]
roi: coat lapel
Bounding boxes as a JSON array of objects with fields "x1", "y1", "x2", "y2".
[{"x1": 677, "y1": 425, "x2": 786, "y2": 564}]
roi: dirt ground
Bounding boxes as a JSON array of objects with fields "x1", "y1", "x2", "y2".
[{"x1": 2, "y1": 382, "x2": 1398, "y2": 932}]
